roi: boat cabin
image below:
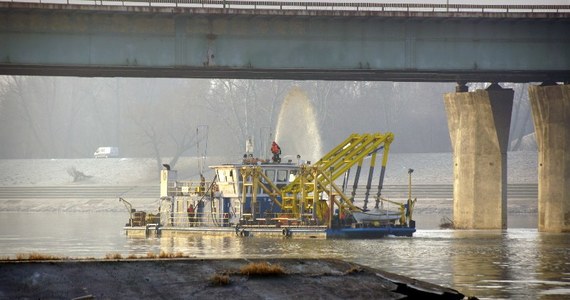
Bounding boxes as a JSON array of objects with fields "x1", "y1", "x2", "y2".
[
  {"x1": 211, "y1": 162, "x2": 300, "y2": 222},
  {"x1": 158, "y1": 162, "x2": 301, "y2": 228}
]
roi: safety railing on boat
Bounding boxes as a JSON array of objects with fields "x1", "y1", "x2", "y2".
[
  {"x1": 169, "y1": 180, "x2": 210, "y2": 197},
  {"x1": 3, "y1": 0, "x2": 569, "y2": 14},
  {"x1": 126, "y1": 205, "x2": 405, "y2": 229},
  {"x1": 161, "y1": 211, "x2": 225, "y2": 227}
]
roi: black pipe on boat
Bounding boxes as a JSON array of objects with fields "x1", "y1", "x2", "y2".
[
  {"x1": 342, "y1": 169, "x2": 350, "y2": 195},
  {"x1": 375, "y1": 166, "x2": 386, "y2": 209},
  {"x1": 350, "y1": 161, "x2": 362, "y2": 205},
  {"x1": 363, "y1": 151, "x2": 378, "y2": 211}
]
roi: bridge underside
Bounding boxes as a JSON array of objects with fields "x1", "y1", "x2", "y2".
[
  {"x1": 1, "y1": 3, "x2": 569, "y2": 82},
  {"x1": 1, "y1": 65, "x2": 568, "y2": 83}
]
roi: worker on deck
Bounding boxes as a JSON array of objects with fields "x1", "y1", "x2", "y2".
[
  {"x1": 271, "y1": 141, "x2": 282, "y2": 163},
  {"x1": 187, "y1": 204, "x2": 195, "y2": 227}
]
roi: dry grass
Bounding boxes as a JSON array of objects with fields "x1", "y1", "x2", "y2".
[
  {"x1": 123, "y1": 252, "x2": 187, "y2": 259},
  {"x1": 240, "y1": 262, "x2": 286, "y2": 277},
  {"x1": 158, "y1": 251, "x2": 171, "y2": 258},
  {"x1": 210, "y1": 273, "x2": 231, "y2": 286},
  {"x1": 104, "y1": 253, "x2": 123, "y2": 260},
  {"x1": 344, "y1": 266, "x2": 364, "y2": 275},
  {"x1": 16, "y1": 252, "x2": 64, "y2": 260},
  {"x1": 156, "y1": 251, "x2": 187, "y2": 258},
  {"x1": 7, "y1": 251, "x2": 188, "y2": 261}
]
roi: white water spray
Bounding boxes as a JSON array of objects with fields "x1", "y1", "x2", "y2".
[{"x1": 274, "y1": 87, "x2": 323, "y2": 163}]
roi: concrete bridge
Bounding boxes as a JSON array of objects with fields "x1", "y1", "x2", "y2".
[
  {"x1": 1, "y1": 1, "x2": 569, "y2": 82},
  {"x1": 0, "y1": 1, "x2": 569, "y2": 232}
]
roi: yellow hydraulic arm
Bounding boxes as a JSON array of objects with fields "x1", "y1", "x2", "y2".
[
  {"x1": 280, "y1": 132, "x2": 394, "y2": 219},
  {"x1": 240, "y1": 166, "x2": 283, "y2": 218}
]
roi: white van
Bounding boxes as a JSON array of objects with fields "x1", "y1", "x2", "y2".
[{"x1": 94, "y1": 147, "x2": 119, "y2": 158}]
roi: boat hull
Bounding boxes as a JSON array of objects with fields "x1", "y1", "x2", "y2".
[{"x1": 124, "y1": 224, "x2": 415, "y2": 239}]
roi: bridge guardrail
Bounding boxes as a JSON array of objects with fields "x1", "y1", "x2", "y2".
[{"x1": 2, "y1": 0, "x2": 569, "y2": 13}]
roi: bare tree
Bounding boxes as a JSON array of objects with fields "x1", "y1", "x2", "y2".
[
  {"x1": 0, "y1": 76, "x2": 117, "y2": 158},
  {"x1": 207, "y1": 79, "x2": 259, "y2": 154},
  {"x1": 124, "y1": 78, "x2": 210, "y2": 171},
  {"x1": 0, "y1": 77, "x2": 63, "y2": 157}
]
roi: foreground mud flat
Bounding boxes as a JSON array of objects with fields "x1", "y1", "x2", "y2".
[{"x1": 0, "y1": 258, "x2": 469, "y2": 299}]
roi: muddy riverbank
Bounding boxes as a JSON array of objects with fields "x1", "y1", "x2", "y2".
[{"x1": 0, "y1": 258, "x2": 468, "y2": 299}]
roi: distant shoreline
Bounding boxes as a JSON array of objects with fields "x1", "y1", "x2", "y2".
[{"x1": 0, "y1": 152, "x2": 538, "y2": 187}]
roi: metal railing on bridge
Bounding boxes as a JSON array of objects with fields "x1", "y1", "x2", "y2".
[{"x1": 2, "y1": 0, "x2": 569, "y2": 13}]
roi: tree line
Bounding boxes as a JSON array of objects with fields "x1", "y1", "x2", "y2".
[{"x1": 0, "y1": 76, "x2": 534, "y2": 169}]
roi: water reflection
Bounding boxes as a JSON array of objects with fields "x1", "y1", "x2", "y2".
[
  {"x1": 447, "y1": 230, "x2": 570, "y2": 299},
  {"x1": 450, "y1": 231, "x2": 512, "y2": 299},
  {"x1": 157, "y1": 236, "x2": 244, "y2": 258},
  {"x1": 0, "y1": 212, "x2": 568, "y2": 300},
  {"x1": 537, "y1": 233, "x2": 570, "y2": 300}
]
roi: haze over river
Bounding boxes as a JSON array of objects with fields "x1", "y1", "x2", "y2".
[{"x1": 0, "y1": 152, "x2": 569, "y2": 299}]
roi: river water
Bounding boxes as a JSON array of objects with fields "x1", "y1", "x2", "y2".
[
  {"x1": 0, "y1": 152, "x2": 567, "y2": 299},
  {"x1": 1, "y1": 211, "x2": 568, "y2": 300}
]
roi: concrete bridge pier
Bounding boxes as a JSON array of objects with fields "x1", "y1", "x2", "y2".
[
  {"x1": 444, "y1": 84, "x2": 514, "y2": 229},
  {"x1": 528, "y1": 83, "x2": 570, "y2": 233}
]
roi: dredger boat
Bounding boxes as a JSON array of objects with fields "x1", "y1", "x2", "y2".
[{"x1": 122, "y1": 132, "x2": 417, "y2": 239}]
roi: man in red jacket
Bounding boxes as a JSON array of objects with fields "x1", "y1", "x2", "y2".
[{"x1": 271, "y1": 141, "x2": 281, "y2": 163}]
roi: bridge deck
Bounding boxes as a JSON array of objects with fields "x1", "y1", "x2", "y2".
[{"x1": 1, "y1": 1, "x2": 569, "y2": 82}]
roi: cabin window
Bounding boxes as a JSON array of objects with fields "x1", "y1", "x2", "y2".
[
  {"x1": 217, "y1": 170, "x2": 226, "y2": 183},
  {"x1": 264, "y1": 169, "x2": 275, "y2": 182},
  {"x1": 231, "y1": 170, "x2": 241, "y2": 182},
  {"x1": 277, "y1": 170, "x2": 288, "y2": 182}
]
